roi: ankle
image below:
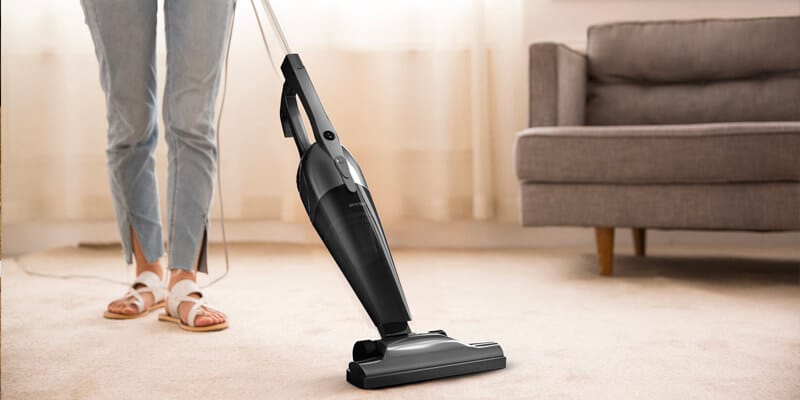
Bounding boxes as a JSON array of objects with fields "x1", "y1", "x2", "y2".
[
  {"x1": 136, "y1": 260, "x2": 164, "y2": 280},
  {"x1": 168, "y1": 269, "x2": 196, "y2": 289}
]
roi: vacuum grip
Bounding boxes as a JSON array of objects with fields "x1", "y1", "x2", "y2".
[
  {"x1": 280, "y1": 54, "x2": 356, "y2": 191},
  {"x1": 280, "y1": 55, "x2": 340, "y2": 156},
  {"x1": 280, "y1": 82, "x2": 311, "y2": 156}
]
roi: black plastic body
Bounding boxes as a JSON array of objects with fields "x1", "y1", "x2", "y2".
[
  {"x1": 281, "y1": 53, "x2": 411, "y2": 336},
  {"x1": 348, "y1": 331, "x2": 505, "y2": 389},
  {"x1": 279, "y1": 53, "x2": 505, "y2": 388},
  {"x1": 301, "y1": 147, "x2": 412, "y2": 336}
]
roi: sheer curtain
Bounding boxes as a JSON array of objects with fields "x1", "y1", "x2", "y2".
[{"x1": 1, "y1": 0, "x2": 526, "y2": 253}]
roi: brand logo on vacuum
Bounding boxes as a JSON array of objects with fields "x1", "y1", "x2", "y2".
[{"x1": 348, "y1": 202, "x2": 365, "y2": 208}]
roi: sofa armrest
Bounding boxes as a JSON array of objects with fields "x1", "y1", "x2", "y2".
[{"x1": 529, "y1": 43, "x2": 587, "y2": 127}]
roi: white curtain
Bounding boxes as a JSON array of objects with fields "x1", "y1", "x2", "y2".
[{"x1": 1, "y1": 0, "x2": 526, "y2": 252}]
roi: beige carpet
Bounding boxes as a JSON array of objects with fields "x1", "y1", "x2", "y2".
[{"x1": 2, "y1": 244, "x2": 799, "y2": 400}]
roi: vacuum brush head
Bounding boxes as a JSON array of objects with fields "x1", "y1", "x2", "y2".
[{"x1": 347, "y1": 331, "x2": 506, "y2": 389}]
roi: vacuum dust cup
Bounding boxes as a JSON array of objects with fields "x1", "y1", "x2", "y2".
[{"x1": 279, "y1": 53, "x2": 506, "y2": 388}]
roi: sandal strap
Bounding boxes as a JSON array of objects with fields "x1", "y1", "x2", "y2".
[
  {"x1": 123, "y1": 287, "x2": 145, "y2": 313},
  {"x1": 133, "y1": 271, "x2": 167, "y2": 303},
  {"x1": 112, "y1": 271, "x2": 166, "y2": 313},
  {"x1": 168, "y1": 280, "x2": 200, "y2": 319},
  {"x1": 187, "y1": 298, "x2": 207, "y2": 328},
  {"x1": 167, "y1": 280, "x2": 224, "y2": 327},
  {"x1": 187, "y1": 300, "x2": 224, "y2": 327}
]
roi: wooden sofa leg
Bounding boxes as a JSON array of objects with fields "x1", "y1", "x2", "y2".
[
  {"x1": 632, "y1": 228, "x2": 646, "y2": 257},
  {"x1": 595, "y1": 227, "x2": 614, "y2": 276}
]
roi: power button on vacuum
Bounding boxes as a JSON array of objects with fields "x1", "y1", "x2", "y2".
[{"x1": 324, "y1": 131, "x2": 336, "y2": 140}]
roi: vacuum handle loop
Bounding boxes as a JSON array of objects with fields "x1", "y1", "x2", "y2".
[
  {"x1": 280, "y1": 82, "x2": 311, "y2": 155},
  {"x1": 279, "y1": 54, "x2": 341, "y2": 157},
  {"x1": 279, "y1": 54, "x2": 357, "y2": 191}
]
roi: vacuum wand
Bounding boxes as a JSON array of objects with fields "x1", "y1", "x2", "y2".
[{"x1": 261, "y1": 0, "x2": 506, "y2": 389}]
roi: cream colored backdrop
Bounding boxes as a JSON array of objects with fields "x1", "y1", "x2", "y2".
[
  {"x1": 5, "y1": 1, "x2": 797, "y2": 256},
  {"x1": 1, "y1": 0, "x2": 527, "y2": 254}
]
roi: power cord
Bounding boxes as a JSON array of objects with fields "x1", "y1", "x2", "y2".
[
  {"x1": 204, "y1": 0, "x2": 288, "y2": 286},
  {"x1": 14, "y1": 257, "x2": 130, "y2": 286},
  {"x1": 200, "y1": 0, "x2": 238, "y2": 289},
  {"x1": 250, "y1": 0, "x2": 280, "y2": 74}
]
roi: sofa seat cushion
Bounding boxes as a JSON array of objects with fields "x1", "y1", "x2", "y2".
[{"x1": 514, "y1": 122, "x2": 800, "y2": 184}]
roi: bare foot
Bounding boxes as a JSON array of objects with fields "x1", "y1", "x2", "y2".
[
  {"x1": 168, "y1": 269, "x2": 227, "y2": 327},
  {"x1": 107, "y1": 262, "x2": 164, "y2": 315}
]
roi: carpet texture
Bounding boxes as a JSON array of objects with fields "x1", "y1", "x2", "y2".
[{"x1": 2, "y1": 244, "x2": 799, "y2": 399}]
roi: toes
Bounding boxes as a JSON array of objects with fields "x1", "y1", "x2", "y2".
[
  {"x1": 207, "y1": 310, "x2": 226, "y2": 324},
  {"x1": 175, "y1": 301, "x2": 226, "y2": 327},
  {"x1": 108, "y1": 301, "x2": 125, "y2": 314},
  {"x1": 108, "y1": 299, "x2": 141, "y2": 315},
  {"x1": 108, "y1": 291, "x2": 154, "y2": 316},
  {"x1": 191, "y1": 309, "x2": 226, "y2": 326},
  {"x1": 194, "y1": 314, "x2": 215, "y2": 327},
  {"x1": 122, "y1": 303, "x2": 139, "y2": 315},
  {"x1": 118, "y1": 303, "x2": 134, "y2": 315}
]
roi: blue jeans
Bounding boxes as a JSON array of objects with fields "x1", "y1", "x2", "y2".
[{"x1": 81, "y1": 0, "x2": 235, "y2": 272}]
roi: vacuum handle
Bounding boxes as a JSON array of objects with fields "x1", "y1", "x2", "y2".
[
  {"x1": 280, "y1": 54, "x2": 357, "y2": 191},
  {"x1": 279, "y1": 82, "x2": 311, "y2": 155}
]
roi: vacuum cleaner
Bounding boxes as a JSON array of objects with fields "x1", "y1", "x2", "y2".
[{"x1": 259, "y1": 0, "x2": 506, "y2": 389}]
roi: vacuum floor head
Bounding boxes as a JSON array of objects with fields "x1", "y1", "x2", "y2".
[{"x1": 347, "y1": 331, "x2": 506, "y2": 389}]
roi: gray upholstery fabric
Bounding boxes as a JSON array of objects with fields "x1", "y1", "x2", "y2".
[
  {"x1": 587, "y1": 17, "x2": 800, "y2": 83},
  {"x1": 518, "y1": 17, "x2": 800, "y2": 232},
  {"x1": 529, "y1": 43, "x2": 586, "y2": 126},
  {"x1": 585, "y1": 16, "x2": 800, "y2": 125},
  {"x1": 586, "y1": 75, "x2": 800, "y2": 125},
  {"x1": 520, "y1": 182, "x2": 800, "y2": 230},
  {"x1": 514, "y1": 122, "x2": 800, "y2": 184}
]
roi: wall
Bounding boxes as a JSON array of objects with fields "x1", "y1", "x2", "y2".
[
  {"x1": 0, "y1": 1, "x2": 529, "y2": 256},
  {"x1": 2, "y1": 1, "x2": 799, "y2": 256}
]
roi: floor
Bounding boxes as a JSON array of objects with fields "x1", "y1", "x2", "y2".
[{"x1": 1, "y1": 244, "x2": 798, "y2": 400}]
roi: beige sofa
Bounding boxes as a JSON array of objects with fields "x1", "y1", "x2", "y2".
[{"x1": 514, "y1": 16, "x2": 800, "y2": 275}]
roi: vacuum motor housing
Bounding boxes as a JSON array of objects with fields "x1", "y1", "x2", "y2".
[{"x1": 296, "y1": 143, "x2": 412, "y2": 336}]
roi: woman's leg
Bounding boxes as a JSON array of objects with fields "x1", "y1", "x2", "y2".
[
  {"x1": 82, "y1": 0, "x2": 165, "y2": 314},
  {"x1": 163, "y1": 0, "x2": 234, "y2": 326}
]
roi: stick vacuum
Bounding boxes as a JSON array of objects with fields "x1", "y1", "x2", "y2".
[{"x1": 259, "y1": 0, "x2": 506, "y2": 389}]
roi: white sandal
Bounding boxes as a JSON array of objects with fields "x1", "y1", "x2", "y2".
[
  {"x1": 158, "y1": 279, "x2": 228, "y2": 332},
  {"x1": 103, "y1": 271, "x2": 166, "y2": 320}
]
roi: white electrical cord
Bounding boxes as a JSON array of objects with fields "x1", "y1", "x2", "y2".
[
  {"x1": 204, "y1": 0, "x2": 288, "y2": 286},
  {"x1": 259, "y1": 0, "x2": 291, "y2": 54},
  {"x1": 249, "y1": 0, "x2": 287, "y2": 74},
  {"x1": 200, "y1": 0, "x2": 238, "y2": 289},
  {"x1": 15, "y1": 257, "x2": 131, "y2": 286}
]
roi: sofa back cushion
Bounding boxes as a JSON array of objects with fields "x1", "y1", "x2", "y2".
[{"x1": 585, "y1": 17, "x2": 800, "y2": 125}]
